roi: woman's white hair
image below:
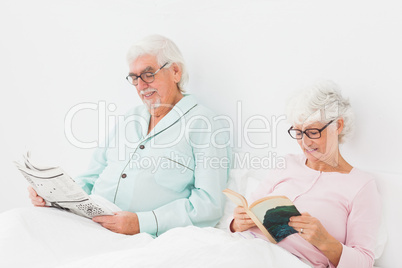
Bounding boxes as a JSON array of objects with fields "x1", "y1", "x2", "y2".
[
  {"x1": 126, "y1": 34, "x2": 188, "y2": 93},
  {"x1": 285, "y1": 80, "x2": 355, "y2": 143}
]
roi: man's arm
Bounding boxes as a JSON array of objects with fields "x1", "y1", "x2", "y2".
[
  {"x1": 137, "y1": 121, "x2": 231, "y2": 236},
  {"x1": 91, "y1": 142, "x2": 230, "y2": 236}
]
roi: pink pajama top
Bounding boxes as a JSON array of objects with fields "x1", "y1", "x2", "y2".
[{"x1": 246, "y1": 154, "x2": 381, "y2": 268}]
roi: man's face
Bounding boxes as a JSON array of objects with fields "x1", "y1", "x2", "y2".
[{"x1": 128, "y1": 54, "x2": 182, "y2": 113}]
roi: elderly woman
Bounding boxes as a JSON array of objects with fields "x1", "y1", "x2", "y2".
[{"x1": 230, "y1": 81, "x2": 381, "y2": 268}]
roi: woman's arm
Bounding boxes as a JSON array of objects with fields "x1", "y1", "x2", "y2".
[
  {"x1": 289, "y1": 179, "x2": 381, "y2": 267},
  {"x1": 289, "y1": 212, "x2": 343, "y2": 266}
]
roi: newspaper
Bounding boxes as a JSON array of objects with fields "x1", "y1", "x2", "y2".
[{"x1": 14, "y1": 152, "x2": 116, "y2": 219}]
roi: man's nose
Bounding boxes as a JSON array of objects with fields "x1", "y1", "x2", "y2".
[{"x1": 137, "y1": 78, "x2": 149, "y2": 91}]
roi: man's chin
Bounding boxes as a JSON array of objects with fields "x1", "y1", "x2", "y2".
[{"x1": 143, "y1": 98, "x2": 161, "y2": 110}]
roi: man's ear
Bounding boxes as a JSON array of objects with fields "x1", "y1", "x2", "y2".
[{"x1": 171, "y1": 63, "x2": 182, "y2": 83}]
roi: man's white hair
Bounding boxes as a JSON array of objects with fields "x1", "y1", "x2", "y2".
[
  {"x1": 126, "y1": 34, "x2": 188, "y2": 93},
  {"x1": 285, "y1": 80, "x2": 355, "y2": 143}
]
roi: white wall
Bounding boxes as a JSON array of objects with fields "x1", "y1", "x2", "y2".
[{"x1": 1, "y1": 0, "x2": 401, "y2": 212}]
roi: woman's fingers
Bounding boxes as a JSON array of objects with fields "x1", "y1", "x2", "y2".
[
  {"x1": 234, "y1": 206, "x2": 251, "y2": 220},
  {"x1": 231, "y1": 206, "x2": 256, "y2": 232}
]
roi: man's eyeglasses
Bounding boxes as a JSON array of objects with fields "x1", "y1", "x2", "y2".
[
  {"x1": 288, "y1": 120, "x2": 335, "y2": 140},
  {"x1": 126, "y1": 62, "x2": 169, "y2": 86}
]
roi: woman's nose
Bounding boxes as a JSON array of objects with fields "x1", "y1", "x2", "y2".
[{"x1": 302, "y1": 134, "x2": 313, "y2": 146}]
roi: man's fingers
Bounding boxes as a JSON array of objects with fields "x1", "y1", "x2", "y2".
[
  {"x1": 32, "y1": 195, "x2": 45, "y2": 204},
  {"x1": 99, "y1": 222, "x2": 116, "y2": 229},
  {"x1": 92, "y1": 215, "x2": 115, "y2": 224},
  {"x1": 92, "y1": 216, "x2": 106, "y2": 223},
  {"x1": 27, "y1": 186, "x2": 46, "y2": 206},
  {"x1": 27, "y1": 186, "x2": 38, "y2": 198},
  {"x1": 31, "y1": 199, "x2": 46, "y2": 206},
  {"x1": 27, "y1": 186, "x2": 35, "y2": 195}
]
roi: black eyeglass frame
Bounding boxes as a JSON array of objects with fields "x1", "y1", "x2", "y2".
[
  {"x1": 288, "y1": 119, "x2": 335, "y2": 140},
  {"x1": 126, "y1": 62, "x2": 169, "y2": 86}
]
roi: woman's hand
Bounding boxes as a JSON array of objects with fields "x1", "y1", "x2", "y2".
[
  {"x1": 289, "y1": 212, "x2": 342, "y2": 266},
  {"x1": 28, "y1": 186, "x2": 46, "y2": 207},
  {"x1": 230, "y1": 206, "x2": 256, "y2": 232}
]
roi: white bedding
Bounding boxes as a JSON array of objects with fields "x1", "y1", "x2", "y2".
[{"x1": 0, "y1": 207, "x2": 310, "y2": 268}]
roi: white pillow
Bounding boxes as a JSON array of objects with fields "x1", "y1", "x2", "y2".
[
  {"x1": 372, "y1": 171, "x2": 401, "y2": 266},
  {"x1": 216, "y1": 161, "x2": 268, "y2": 229},
  {"x1": 374, "y1": 213, "x2": 387, "y2": 260}
]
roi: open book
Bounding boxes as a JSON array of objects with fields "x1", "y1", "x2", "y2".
[
  {"x1": 223, "y1": 188, "x2": 301, "y2": 243},
  {"x1": 14, "y1": 152, "x2": 119, "y2": 219}
]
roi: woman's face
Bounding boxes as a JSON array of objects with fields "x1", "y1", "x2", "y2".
[{"x1": 293, "y1": 120, "x2": 342, "y2": 165}]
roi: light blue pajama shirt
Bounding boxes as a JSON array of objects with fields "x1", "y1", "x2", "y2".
[{"x1": 75, "y1": 95, "x2": 231, "y2": 236}]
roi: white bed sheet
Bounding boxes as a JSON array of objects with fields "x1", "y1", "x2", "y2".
[{"x1": 0, "y1": 207, "x2": 311, "y2": 268}]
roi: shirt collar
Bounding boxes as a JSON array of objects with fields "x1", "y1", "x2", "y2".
[{"x1": 142, "y1": 94, "x2": 198, "y2": 138}]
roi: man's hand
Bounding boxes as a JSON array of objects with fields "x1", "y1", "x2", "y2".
[
  {"x1": 28, "y1": 186, "x2": 46, "y2": 207},
  {"x1": 230, "y1": 206, "x2": 256, "y2": 232},
  {"x1": 92, "y1": 211, "x2": 140, "y2": 235}
]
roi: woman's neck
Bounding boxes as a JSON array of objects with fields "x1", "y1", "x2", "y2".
[{"x1": 306, "y1": 153, "x2": 353, "y2": 174}]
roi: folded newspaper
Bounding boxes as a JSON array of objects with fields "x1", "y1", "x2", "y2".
[{"x1": 14, "y1": 152, "x2": 118, "y2": 219}]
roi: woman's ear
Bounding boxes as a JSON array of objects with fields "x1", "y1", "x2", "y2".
[{"x1": 336, "y1": 118, "x2": 344, "y2": 134}]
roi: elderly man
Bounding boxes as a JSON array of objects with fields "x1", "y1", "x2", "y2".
[{"x1": 29, "y1": 35, "x2": 231, "y2": 236}]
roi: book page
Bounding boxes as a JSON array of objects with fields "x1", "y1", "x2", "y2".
[
  {"x1": 250, "y1": 196, "x2": 300, "y2": 243},
  {"x1": 23, "y1": 152, "x2": 55, "y2": 172},
  {"x1": 90, "y1": 194, "x2": 122, "y2": 212},
  {"x1": 223, "y1": 189, "x2": 248, "y2": 208},
  {"x1": 250, "y1": 196, "x2": 294, "y2": 221}
]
